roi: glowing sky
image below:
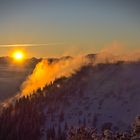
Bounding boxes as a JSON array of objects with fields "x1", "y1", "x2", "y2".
[{"x1": 0, "y1": 0, "x2": 140, "y2": 57}]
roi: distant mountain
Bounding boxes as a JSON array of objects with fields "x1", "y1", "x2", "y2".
[
  {"x1": 0, "y1": 56, "x2": 41, "y2": 68},
  {"x1": 85, "y1": 53, "x2": 96, "y2": 59},
  {"x1": 0, "y1": 56, "x2": 12, "y2": 65}
]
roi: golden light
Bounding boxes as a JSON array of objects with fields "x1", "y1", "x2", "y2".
[{"x1": 12, "y1": 51, "x2": 25, "y2": 61}]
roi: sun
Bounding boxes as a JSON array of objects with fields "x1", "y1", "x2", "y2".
[{"x1": 12, "y1": 51, "x2": 24, "y2": 61}]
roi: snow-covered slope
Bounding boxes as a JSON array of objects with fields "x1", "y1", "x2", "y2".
[
  {"x1": 0, "y1": 58, "x2": 140, "y2": 140},
  {"x1": 41, "y1": 61, "x2": 140, "y2": 134}
]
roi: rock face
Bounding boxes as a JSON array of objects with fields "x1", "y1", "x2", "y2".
[{"x1": 41, "y1": 62, "x2": 140, "y2": 132}]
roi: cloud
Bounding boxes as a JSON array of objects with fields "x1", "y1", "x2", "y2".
[{"x1": 0, "y1": 43, "x2": 64, "y2": 48}]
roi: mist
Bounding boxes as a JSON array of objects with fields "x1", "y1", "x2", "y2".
[{"x1": 20, "y1": 56, "x2": 89, "y2": 96}]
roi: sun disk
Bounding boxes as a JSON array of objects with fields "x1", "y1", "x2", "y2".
[{"x1": 13, "y1": 51, "x2": 24, "y2": 61}]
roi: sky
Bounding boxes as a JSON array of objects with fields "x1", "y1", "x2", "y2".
[{"x1": 0, "y1": 0, "x2": 140, "y2": 57}]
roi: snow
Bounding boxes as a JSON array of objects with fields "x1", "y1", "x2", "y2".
[{"x1": 41, "y1": 62, "x2": 140, "y2": 139}]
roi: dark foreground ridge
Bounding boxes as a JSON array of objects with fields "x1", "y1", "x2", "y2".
[
  {"x1": 0, "y1": 94, "x2": 140, "y2": 140},
  {"x1": 0, "y1": 61, "x2": 140, "y2": 140}
]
